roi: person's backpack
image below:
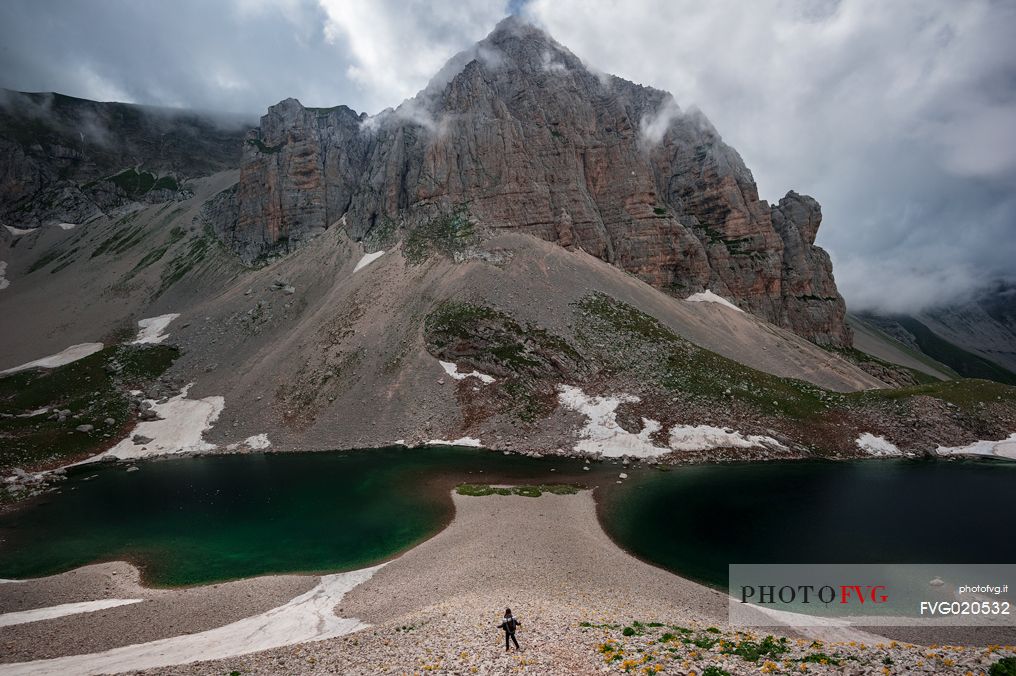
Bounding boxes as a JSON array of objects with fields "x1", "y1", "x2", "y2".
[{"x1": 503, "y1": 616, "x2": 520, "y2": 633}]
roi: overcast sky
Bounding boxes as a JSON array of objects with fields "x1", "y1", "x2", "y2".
[{"x1": 1, "y1": 0, "x2": 1013, "y2": 313}]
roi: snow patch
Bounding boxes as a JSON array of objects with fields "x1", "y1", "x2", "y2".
[
  {"x1": 5, "y1": 226, "x2": 35, "y2": 236},
  {"x1": 439, "y1": 360, "x2": 496, "y2": 384},
  {"x1": 353, "y1": 250, "x2": 385, "y2": 272},
  {"x1": 426, "y1": 437, "x2": 483, "y2": 448},
  {"x1": 91, "y1": 384, "x2": 224, "y2": 462},
  {"x1": 57, "y1": 223, "x2": 78, "y2": 230},
  {"x1": 0, "y1": 343, "x2": 104, "y2": 375},
  {"x1": 0, "y1": 565, "x2": 383, "y2": 675},
  {"x1": 0, "y1": 261, "x2": 8, "y2": 290},
  {"x1": 243, "y1": 434, "x2": 271, "y2": 450},
  {"x1": 856, "y1": 433, "x2": 902, "y2": 456},
  {"x1": 558, "y1": 385, "x2": 784, "y2": 458},
  {"x1": 132, "y1": 314, "x2": 180, "y2": 344},
  {"x1": 936, "y1": 433, "x2": 1016, "y2": 461},
  {"x1": 685, "y1": 290, "x2": 743, "y2": 312},
  {"x1": 669, "y1": 425, "x2": 785, "y2": 452},
  {"x1": 225, "y1": 434, "x2": 272, "y2": 452},
  {"x1": 556, "y1": 385, "x2": 671, "y2": 458},
  {"x1": 0, "y1": 599, "x2": 143, "y2": 628}
]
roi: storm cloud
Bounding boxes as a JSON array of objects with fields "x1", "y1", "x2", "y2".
[{"x1": 1, "y1": 0, "x2": 1013, "y2": 312}]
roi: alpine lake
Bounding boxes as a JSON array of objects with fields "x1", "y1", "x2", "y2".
[{"x1": 1, "y1": 447, "x2": 1013, "y2": 588}]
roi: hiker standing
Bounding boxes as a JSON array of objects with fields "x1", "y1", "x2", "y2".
[{"x1": 498, "y1": 607, "x2": 522, "y2": 651}]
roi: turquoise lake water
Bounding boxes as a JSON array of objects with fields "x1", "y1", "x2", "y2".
[{"x1": 0, "y1": 447, "x2": 605, "y2": 586}]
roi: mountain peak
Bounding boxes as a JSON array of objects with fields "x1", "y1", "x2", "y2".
[
  {"x1": 484, "y1": 15, "x2": 557, "y2": 47},
  {"x1": 481, "y1": 15, "x2": 583, "y2": 70},
  {"x1": 413, "y1": 15, "x2": 585, "y2": 103},
  {"x1": 217, "y1": 17, "x2": 852, "y2": 347}
]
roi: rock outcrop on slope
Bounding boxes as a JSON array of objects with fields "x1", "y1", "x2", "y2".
[
  {"x1": 211, "y1": 17, "x2": 851, "y2": 346},
  {"x1": 770, "y1": 192, "x2": 848, "y2": 346},
  {"x1": 0, "y1": 90, "x2": 250, "y2": 228}
]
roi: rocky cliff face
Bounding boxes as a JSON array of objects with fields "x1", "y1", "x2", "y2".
[
  {"x1": 0, "y1": 90, "x2": 249, "y2": 228},
  {"x1": 212, "y1": 17, "x2": 852, "y2": 346}
]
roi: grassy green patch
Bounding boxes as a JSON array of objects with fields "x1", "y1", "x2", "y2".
[
  {"x1": 426, "y1": 302, "x2": 580, "y2": 376},
  {"x1": 574, "y1": 292, "x2": 1016, "y2": 438},
  {"x1": 702, "y1": 667, "x2": 731, "y2": 676},
  {"x1": 849, "y1": 377, "x2": 1016, "y2": 412},
  {"x1": 157, "y1": 227, "x2": 217, "y2": 295},
  {"x1": 27, "y1": 248, "x2": 65, "y2": 273},
  {"x1": 893, "y1": 315, "x2": 1016, "y2": 385},
  {"x1": 91, "y1": 212, "x2": 147, "y2": 259},
  {"x1": 403, "y1": 207, "x2": 475, "y2": 265},
  {"x1": 454, "y1": 483, "x2": 580, "y2": 497},
  {"x1": 827, "y1": 345, "x2": 940, "y2": 386},
  {"x1": 425, "y1": 301, "x2": 583, "y2": 422},
  {"x1": 719, "y1": 635, "x2": 789, "y2": 662},
  {"x1": 130, "y1": 225, "x2": 187, "y2": 274},
  {"x1": 50, "y1": 258, "x2": 75, "y2": 274},
  {"x1": 151, "y1": 175, "x2": 179, "y2": 192},
  {"x1": 990, "y1": 656, "x2": 1016, "y2": 676},
  {"x1": 691, "y1": 635, "x2": 716, "y2": 648},
  {"x1": 131, "y1": 245, "x2": 171, "y2": 272},
  {"x1": 849, "y1": 315, "x2": 960, "y2": 378},
  {"x1": 0, "y1": 344, "x2": 179, "y2": 477},
  {"x1": 575, "y1": 293, "x2": 828, "y2": 419},
  {"x1": 107, "y1": 168, "x2": 157, "y2": 197},
  {"x1": 363, "y1": 216, "x2": 398, "y2": 251},
  {"x1": 455, "y1": 483, "x2": 495, "y2": 496},
  {"x1": 246, "y1": 138, "x2": 283, "y2": 154}
]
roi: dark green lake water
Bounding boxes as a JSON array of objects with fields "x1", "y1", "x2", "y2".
[
  {"x1": 0, "y1": 447, "x2": 606, "y2": 586},
  {"x1": 600, "y1": 459, "x2": 1016, "y2": 588},
  {"x1": 1, "y1": 451, "x2": 1011, "y2": 588}
]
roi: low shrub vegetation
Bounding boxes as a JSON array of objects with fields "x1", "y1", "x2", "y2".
[{"x1": 454, "y1": 483, "x2": 580, "y2": 498}]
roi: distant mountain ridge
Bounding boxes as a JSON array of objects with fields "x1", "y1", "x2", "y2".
[
  {"x1": 858, "y1": 282, "x2": 1016, "y2": 385},
  {"x1": 208, "y1": 17, "x2": 852, "y2": 347},
  {"x1": 0, "y1": 90, "x2": 250, "y2": 228}
]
